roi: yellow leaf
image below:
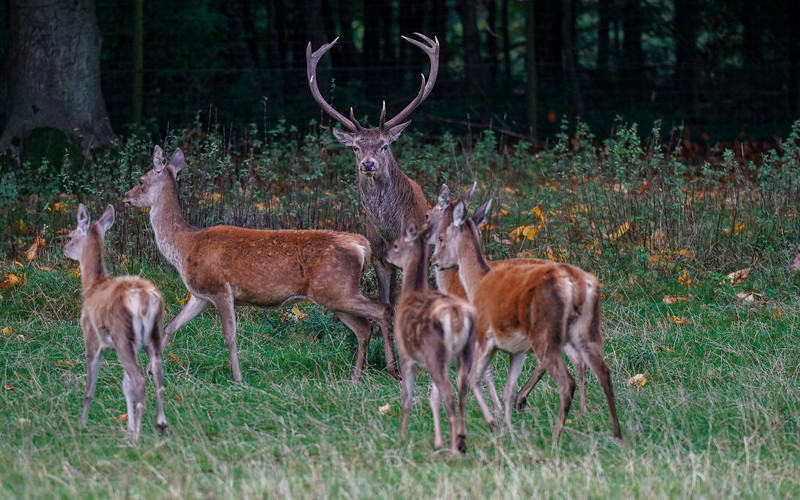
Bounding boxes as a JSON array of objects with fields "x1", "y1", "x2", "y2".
[
  {"x1": 675, "y1": 248, "x2": 694, "y2": 259},
  {"x1": 532, "y1": 204, "x2": 545, "y2": 222},
  {"x1": 178, "y1": 291, "x2": 191, "y2": 305},
  {"x1": 668, "y1": 314, "x2": 691, "y2": 325},
  {"x1": 627, "y1": 374, "x2": 647, "y2": 388},
  {"x1": 2, "y1": 326, "x2": 12, "y2": 334},
  {"x1": 773, "y1": 308, "x2": 785, "y2": 319},
  {"x1": 0, "y1": 272, "x2": 23, "y2": 289},
  {"x1": 69, "y1": 266, "x2": 81, "y2": 277},
  {"x1": 677, "y1": 269, "x2": 693, "y2": 287},
  {"x1": 167, "y1": 354, "x2": 183, "y2": 363},
  {"x1": 115, "y1": 414, "x2": 128, "y2": 423},
  {"x1": 609, "y1": 221, "x2": 631, "y2": 240},
  {"x1": 14, "y1": 219, "x2": 26, "y2": 234},
  {"x1": 291, "y1": 306, "x2": 308, "y2": 322},
  {"x1": 56, "y1": 360, "x2": 74, "y2": 368}
]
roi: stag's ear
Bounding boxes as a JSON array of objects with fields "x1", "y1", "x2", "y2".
[
  {"x1": 385, "y1": 121, "x2": 411, "y2": 144},
  {"x1": 332, "y1": 127, "x2": 355, "y2": 146},
  {"x1": 436, "y1": 184, "x2": 451, "y2": 207},
  {"x1": 452, "y1": 200, "x2": 467, "y2": 228},
  {"x1": 153, "y1": 146, "x2": 165, "y2": 173},
  {"x1": 170, "y1": 148, "x2": 185, "y2": 174},
  {"x1": 76, "y1": 204, "x2": 91, "y2": 230},
  {"x1": 472, "y1": 198, "x2": 492, "y2": 227},
  {"x1": 96, "y1": 205, "x2": 115, "y2": 235}
]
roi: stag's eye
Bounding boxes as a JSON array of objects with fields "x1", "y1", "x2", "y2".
[{"x1": 380, "y1": 144, "x2": 389, "y2": 152}]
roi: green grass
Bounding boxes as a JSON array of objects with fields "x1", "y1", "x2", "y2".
[{"x1": 2, "y1": 256, "x2": 799, "y2": 498}]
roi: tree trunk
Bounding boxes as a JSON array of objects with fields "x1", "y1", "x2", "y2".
[
  {"x1": 456, "y1": 0, "x2": 483, "y2": 90},
  {"x1": 1, "y1": 0, "x2": 115, "y2": 155},
  {"x1": 674, "y1": 0, "x2": 698, "y2": 118},
  {"x1": 562, "y1": 0, "x2": 584, "y2": 118},
  {"x1": 524, "y1": 0, "x2": 538, "y2": 138},
  {"x1": 596, "y1": 0, "x2": 611, "y2": 81},
  {"x1": 132, "y1": 0, "x2": 143, "y2": 126},
  {"x1": 622, "y1": 0, "x2": 645, "y2": 91}
]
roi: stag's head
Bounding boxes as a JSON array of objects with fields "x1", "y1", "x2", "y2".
[
  {"x1": 307, "y1": 33, "x2": 439, "y2": 179},
  {"x1": 122, "y1": 146, "x2": 185, "y2": 207}
]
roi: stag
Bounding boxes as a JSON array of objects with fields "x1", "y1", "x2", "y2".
[
  {"x1": 63, "y1": 204, "x2": 168, "y2": 440},
  {"x1": 306, "y1": 33, "x2": 438, "y2": 309}
]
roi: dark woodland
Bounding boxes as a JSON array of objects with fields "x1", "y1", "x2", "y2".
[{"x1": 1, "y1": 0, "x2": 799, "y2": 153}]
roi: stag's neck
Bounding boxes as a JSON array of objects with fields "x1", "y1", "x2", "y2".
[
  {"x1": 457, "y1": 224, "x2": 491, "y2": 302},
  {"x1": 148, "y1": 178, "x2": 194, "y2": 269},
  {"x1": 400, "y1": 238, "x2": 430, "y2": 296},
  {"x1": 79, "y1": 237, "x2": 108, "y2": 294}
]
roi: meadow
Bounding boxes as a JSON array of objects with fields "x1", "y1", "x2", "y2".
[{"x1": 1, "y1": 119, "x2": 799, "y2": 498}]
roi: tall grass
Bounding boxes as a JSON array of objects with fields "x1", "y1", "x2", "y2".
[{"x1": 2, "y1": 119, "x2": 800, "y2": 497}]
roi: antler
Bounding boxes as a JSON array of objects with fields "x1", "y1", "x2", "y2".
[
  {"x1": 306, "y1": 38, "x2": 360, "y2": 131},
  {"x1": 382, "y1": 33, "x2": 440, "y2": 129}
]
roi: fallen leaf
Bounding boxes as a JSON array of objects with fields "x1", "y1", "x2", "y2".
[
  {"x1": 724, "y1": 268, "x2": 752, "y2": 284},
  {"x1": 773, "y1": 308, "x2": 785, "y2": 319},
  {"x1": 0, "y1": 272, "x2": 24, "y2": 289},
  {"x1": 662, "y1": 295, "x2": 690, "y2": 304},
  {"x1": 178, "y1": 290, "x2": 191, "y2": 305},
  {"x1": 627, "y1": 374, "x2": 647, "y2": 388},
  {"x1": 56, "y1": 360, "x2": 74, "y2": 368},
  {"x1": 16, "y1": 418, "x2": 32, "y2": 426},
  {"x1": 2, "y1": 326, "x2": 12, "y2": 335},
  {"x1": 290, "y1": 305, "x2": 308, "y2": 322},
  {"x1": 378, "y1": 403, "x2": 392, "y2": 415},
  {"x1": 36, "y1": 266, "x2": 55, "y2": 272},
  {"x1": 115, "y1": 414, "x2": 128, "y2": 423},
  {"x1": 167, "y1": 354, "x2": 183, "y2": 363},
  {"x1": 668, "y1": 314, "x2": 691, "y2": 325},
  {"x1": 174, "y1": 395, "x2": 184, "y2": 402},
  {"x1": 4, "y1": 384, "x2": 15, "y2": 391},
  {"x1": 736, "y1": 291, "x2": 762, "y2": 302},
  {"x1": 677, "y1": 269, "x2": 693, "y2": 287}
]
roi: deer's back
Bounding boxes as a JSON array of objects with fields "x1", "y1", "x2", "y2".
[
  {"x1": 396, "y1": 290, "x2": 475, "y2": 364},
  {"x1": 472, "y1": 263, "x2": 573, "y2": 349},
  {"x1": 82, "y1": 276, "x2": 163, "y2": 347},
  {"x1": 178, "y1": 226, "x2": 371, "y2": 305}
]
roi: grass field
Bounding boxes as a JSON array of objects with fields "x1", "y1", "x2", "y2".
[{"x1": 2, "y1": 252, "x2": 799, "y2": 498}]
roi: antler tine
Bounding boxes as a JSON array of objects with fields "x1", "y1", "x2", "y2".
[
  {"x1": 306, "y1": 38, "x2": 359, "y2": 131},
  {"x1": 348, "y1": 108, "x2": 363, "y2": 130},
  {"x1": 383, "y1": 33, "x2": 441, "y2": 129}
]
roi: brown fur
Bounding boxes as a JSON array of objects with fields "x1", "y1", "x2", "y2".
[
  {"x1": 63, "y1": 204, "x2": 167, "y2": 440},
  {"x1": 427, "y1": 184, "x2": 597, "y2": 414},
  {"x1": 123, "y1": 146, "x2": 395, "y2": 383},
  {"x1": 386, "y1": 224, "x2": 475, "y2": 453},
  {"x1": 791, "y1": 244, "x2": 800, "y2": 271},
  {"x1": 431, "y1": 199, "x2": 622, "y2": 442}
]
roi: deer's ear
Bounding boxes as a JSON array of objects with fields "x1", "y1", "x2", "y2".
[
  {"x1": 332, "y1": 127, "x2": 355, "y2": 146},
  {"x1": 153, "y1": 146, "x2": 165, "y2": 173},
  {"x1": 436, "y1": 184, "x2": 451, "y2": 207},
  {"x1": 404, "y1": 222, "x2": 418, "y2": 241},
  {"x1": 385, "y1": 121, "x2": 411, "y2": 144},
  {"x1": 452, "y1": 200, "x2": 467, "y2": 227},
  {"x1": 76, "y1": 204, "x2": 91, "y2": 230},
  {"x1": 170, "y1": 149, "x2": 185, "y2": 174},
  {"x1": 96, "y1": 205, "x2": 115, "y2": 234},
  {"x1": 461, "y1": 181, "x2": 477, "y2": 205},
  {"x1": 472, "y1": 198, "x2": 492, "y2": 227}
]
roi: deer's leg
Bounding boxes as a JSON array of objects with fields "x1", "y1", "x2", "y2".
[
  {"x1": 399, "y1": 358, "x2": 415, "y2": 440},
  {"x1": 456, "y1": 330, "x2": 474, "y2": 453},
  {"x1": 164, "y1": 294, "x2": 209, "y2": 344},
  {"x1": 428, "y1": 381, "x2": 444, "y2": 449},
  {"x1": 335, "y1": 312, "x2": 371, "y2": 383},
  {"x1": 145, "y1": 346, "x2": 168, "y2": 435},
  {"x1": 536, "y1": 346, "x2": 576, "y2": 443},
  {"x1": 503, "y1": 352, "x2": 527, "y2": 430},
  {"x1": 211, "y1": 294, "x2": 241, "y2": 382},
  {"x1": 80, "y1": 337, "x2": 103, "y2": 428},
  {"x1": 483, "y1": 367, "x2": 503, "y2": 415},
  {"x1": 117, "y1": 344, "x2": 145, "y2": 440},
  {"x1": 429, "y1": 359, "x2": 459, "y2": 453},
  {"x1": 469, "y1": 343, "x2": 499, "y2": 431},
  {"x1": 582, "y1": 342, "x2": 622, "y2": 440},
  {"x1": 564, "y1": 343, "x2": 588, "y2": 416},
  {"x1": 515, "y1": 364, "x2": 546, "y2": 412}
]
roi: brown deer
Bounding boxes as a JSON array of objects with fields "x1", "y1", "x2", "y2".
[
  {"x1": 427, "y1": 183, "x2": 592, "y2": 415},
  {"x1": 385, "y1": 222, "x2": 476, "y2": 453},
  {"x1": 306, "y1": 33, "x2": 437, "y2": 311},
  {"x1": 122, "y1": 146, "x2": 395, "y2": 383},
  {"x1": 431, "y1": 198, "x2": 622, "y2": 442},
  {"x1": 63, "y1": 204, "x2": 167, "y2": 440}
]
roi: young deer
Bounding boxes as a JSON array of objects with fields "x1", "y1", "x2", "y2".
[
  {"x1": 122, "y1": 146, "x2": 395, "y2": 383},
  {"x1": 307, "y1": 33, "x2": 437, "y2": 310},
  {"x1": 63, "y1": 204, "x2": 167, "y2": 440},
  {"x1": 385, "y1": 223, "x2": 476, "y2": 453},
  {"x1": 427, "y1": 183, "x2": 594, "y2": 414},
  {"x1": 431, "y1": 199, "x2": 622, "y2": 442}
]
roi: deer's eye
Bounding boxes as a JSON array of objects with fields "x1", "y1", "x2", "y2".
[{"x1": 380, "y1": 144, "x2": 389, "y2": 152}]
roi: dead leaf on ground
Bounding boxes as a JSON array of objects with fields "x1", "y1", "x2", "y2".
[
  {"x1": 662, "y1": 294, "x2": 691, "y2": 304},
  {"x1": 115, "y1": 414, "x2": 128, "y2": 423},
  {"x1": 378, "y1": 403, "x2": 392, "y2": 415},
  {"x1": 723, "y1": 268, "x2": 752, "y2": 285},
  {"x1": 736, "y1": 291, "x2": 762, "y2": 302},
  {"x1": 627, "y1": 374, "x2": 647, "y2": 388},
  {"x1": 0, "y1": 272, "x2": 24, "y2": 289}
]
